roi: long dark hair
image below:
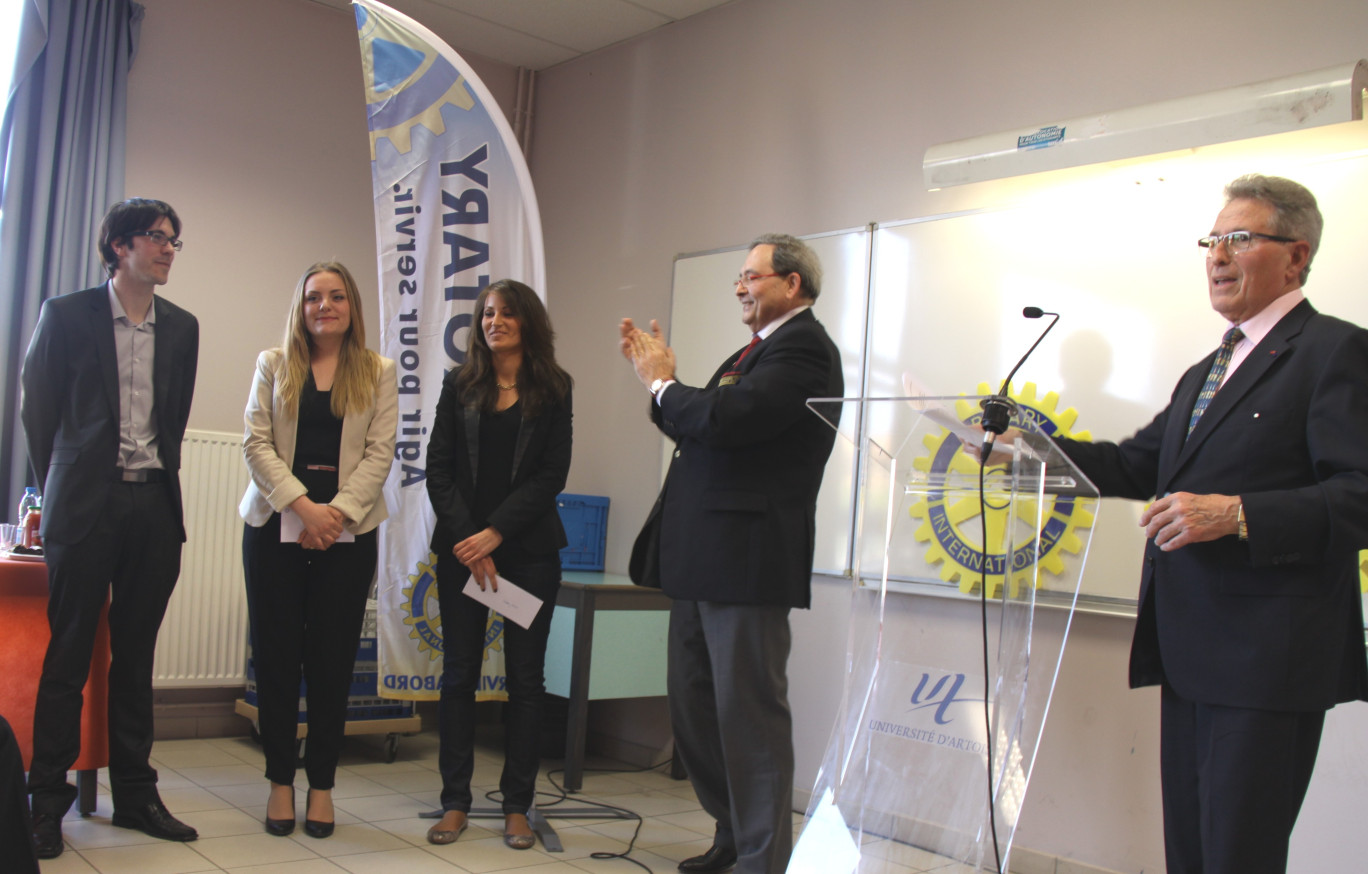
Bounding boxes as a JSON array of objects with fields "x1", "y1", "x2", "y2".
[{"x1": 455, "y1": 279, "x2": 572, "y2": 417}]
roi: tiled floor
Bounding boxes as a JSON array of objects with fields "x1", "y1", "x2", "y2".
[{"x1": 36, "y1": 730, "x2": 976, "y2": 873}]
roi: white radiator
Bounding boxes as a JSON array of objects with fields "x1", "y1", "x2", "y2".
[{"x1": 153, "y1": 429, "x2": 251, "y2": 687}]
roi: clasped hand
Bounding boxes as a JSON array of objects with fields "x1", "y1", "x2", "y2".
[
  {"x1": 454, "y1": 527, "x2": 503, "y2": 590},
  {"x1": 292, "y1": 497, "x2": 346, "y2": 550}
]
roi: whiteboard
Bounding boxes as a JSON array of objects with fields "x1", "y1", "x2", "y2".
[{"x1": 667, "y1": 124, "x2": 1368, "y2": 610}]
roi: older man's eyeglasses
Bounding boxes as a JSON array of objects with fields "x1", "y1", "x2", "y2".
[
  {"x1": 1197, "y1": 230, "x2": 1296, "y2": 255},
  {"x1": 129, "y1": 230, "x2": 183, "y2": 251},
  {"x1": 734, "y1": 271, "x2": 785, "y2": 288}
]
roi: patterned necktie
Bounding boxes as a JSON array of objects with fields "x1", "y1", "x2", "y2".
[{"x1": 1187, "y1": 327, "x2": 1243, "y2": 436}]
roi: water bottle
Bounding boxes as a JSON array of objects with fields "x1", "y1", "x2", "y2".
[{"x1": 17, "y1": 487, "x2": 39, "y2": 549}]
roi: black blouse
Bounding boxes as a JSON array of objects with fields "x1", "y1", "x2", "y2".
[{"x1": 291, "y1": 372, "x2": 343, "y2": 504}]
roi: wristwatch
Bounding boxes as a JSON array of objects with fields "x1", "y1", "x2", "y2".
[{"x1": 650, "y1": 377, "x2": 668, "y2": 397}]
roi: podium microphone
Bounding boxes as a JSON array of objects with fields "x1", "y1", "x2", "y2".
[
  {"x1": 979, "y1": 307, "x2": 1060, "y2": 458},
  {"x1": 975, "y1": 305, "x2": 1060, "y2": 874}
]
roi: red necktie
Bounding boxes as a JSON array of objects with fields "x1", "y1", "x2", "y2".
[{"x1": 735, "y1": 334, "x2": 760, "y2": 364}]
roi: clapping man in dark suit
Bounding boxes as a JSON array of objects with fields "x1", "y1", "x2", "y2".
[
  {"x1": 20, "y1": 198, "x2": 200, "y2": 857},
  {"x1": 992, "y1": 175, "x2": 1368, "y2": 873},
  {"x1": 620, "y1": 234, "x2": 844, "y2": 874}
]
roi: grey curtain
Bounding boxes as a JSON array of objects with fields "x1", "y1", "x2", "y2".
[{"x1": 0, "y1": 0, "x2": 143, "y2": 511}]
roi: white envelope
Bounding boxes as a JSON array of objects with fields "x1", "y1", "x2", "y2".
[
  {"x1": 280, "y1": 508, "x2": 355, "y2": 544},
  {"x1": 461, "y1": 573, "x2": 545, "y2": 630}
]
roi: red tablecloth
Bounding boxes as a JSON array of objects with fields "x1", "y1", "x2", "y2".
[{"x1": 0, "y1": 555, "x2": 110, "y2": 770}]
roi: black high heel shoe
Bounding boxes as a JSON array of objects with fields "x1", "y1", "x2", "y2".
[
  {"x1": 304, "y1": 788, "x2": 335, "y2": 838},
  {"x1": 264, "y1": 784, "x2": 295, "y2": 836}
]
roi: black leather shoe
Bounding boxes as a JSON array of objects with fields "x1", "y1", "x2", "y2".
[
  {"x1": 678, "y1": 844, "x2": 737, "y2": 873},
  {"x1": 304, "y1": 818, "x2": 335, "y2": 839},
  {"x1": 31, "y1": 812, "x2": 64, "y2": 859},
  {"x1": 303, "y1": 788, "x2": 334, "y2": 838},
  {"x1": 111, "y1": 799, "x2": 198, "y2": 842},
  {"x1": 265, "y1": 785, "x2": 295, "y2": 836}
]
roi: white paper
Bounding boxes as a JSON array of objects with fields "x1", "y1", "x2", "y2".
[
  {"x1": 786, "y1": 788, "x2": 861, "y2": 874},
  {"x1": 461, "y1": 573, "x2": 544, "y2": 630},
  {"x1": 280, "y1": 508, "x2": 355, "y2": 544}
]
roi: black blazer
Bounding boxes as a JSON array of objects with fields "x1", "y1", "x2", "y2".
[
  {"x1": 652, "y1": 308, "x2": 843, "y2": 609},
  {"x1": 20, "y1": 284, "x2": 199, "y2": 544},
  {"x1": 425, "y1": 368, "x2": 572, "y2": 562},
  {"x1": 1057, "y1": 300, "x2": 1368, "y2": 712}
]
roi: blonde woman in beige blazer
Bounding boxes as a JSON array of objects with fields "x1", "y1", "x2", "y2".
[{"x1": 239, "y1": 262, "x2": 397, "y2": 841}]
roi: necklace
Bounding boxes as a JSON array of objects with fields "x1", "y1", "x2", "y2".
[{"x1": 497, "y1": 381, "x2": 517, "y2": 390}]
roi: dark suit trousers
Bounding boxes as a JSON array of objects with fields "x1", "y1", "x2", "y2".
[
  {"x1": 243, "y1": 515, "x2": 376, "y2": 789},
  {"x1": 669, "y1": 599, "x2": 794, "y2": 874},
  {"x1": 28, "y1": 481, "x2": 182, "y2": 817},
  {"x1": 1160, "y1": 683, "x2": 1324, "y2": 874},
  {"x1": 434, "y1": 555, "x2": 560, "y2": 814}
]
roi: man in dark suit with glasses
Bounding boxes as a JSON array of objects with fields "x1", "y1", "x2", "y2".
[
  {"x1": 994, "y1": 175, "x2": 1368, "y2": 874},
  {"x1": 620, "y1": 233, "x2": 844, "y2": 874},
  {"x1": 21, "y1": 198, "x2": 200, "y2": 858}
]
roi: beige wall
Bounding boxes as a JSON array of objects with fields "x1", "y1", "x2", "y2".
[
  {"x1": 118, "y1": 0, "x2": 1368, "y2": 871},
  {"x1": 126, "y1": 0, "x2": 516, "y2": 434}
]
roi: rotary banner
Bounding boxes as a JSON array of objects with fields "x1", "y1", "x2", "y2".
[{"x1": 352, "y1": 0, "x2": 545, "y2": 700}]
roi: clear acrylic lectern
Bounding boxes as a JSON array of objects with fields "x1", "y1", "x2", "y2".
[{"x1": 788, "y1": 396, "x2": 1100, "y2": 874}]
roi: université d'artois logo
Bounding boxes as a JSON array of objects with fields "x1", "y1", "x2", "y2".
[{"x1": 909, "y1": 382, "x2": 1095, "y2": 599}]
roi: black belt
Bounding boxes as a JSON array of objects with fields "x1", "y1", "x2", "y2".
[{"x1": 116, "y1": 467, "x2": 167, "y2": 483}]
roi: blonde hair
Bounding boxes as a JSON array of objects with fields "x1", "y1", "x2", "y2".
[{"x1": 276, "y1": 262, "x2": 380, "y2": 418}]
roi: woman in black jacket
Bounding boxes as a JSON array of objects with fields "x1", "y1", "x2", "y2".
[{"x1": 423, "y1": 279, "x2": 573, "y2": 850}]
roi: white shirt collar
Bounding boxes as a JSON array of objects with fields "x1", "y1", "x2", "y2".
[{"x1": 756, "y1": 304, "x2": 810, "y2": 340}]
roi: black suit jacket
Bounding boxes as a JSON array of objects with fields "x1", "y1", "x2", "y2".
[
  {"x1": 1056, "y1": 300, "x2": 1368, "y2": 712},
  {"x1": 20, "y1": 284, "x2": 199, "y2": 545},
  {"x1": 425, "y1": 369, "x2": 573, "y2": 567},
  {"x1": 652, "y1": 308, "x2": 843, "y2": 609}
]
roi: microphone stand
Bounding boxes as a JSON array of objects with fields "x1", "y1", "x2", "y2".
[{"x1": 974, "y1": 306, "x2": 1059, "y2": 874}]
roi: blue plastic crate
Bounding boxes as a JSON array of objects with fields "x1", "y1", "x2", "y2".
[{"x1": 556, "y1": 493, "x2": 608, "y2": 571}]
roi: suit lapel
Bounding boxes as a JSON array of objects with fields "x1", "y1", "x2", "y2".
[
  {"x1": 463, "y1": 406, "x2": 480, "y2": 481},
  {"x1": 510, "y1": 417, "x2": 531, "y2": 481},
  {"x1": 707, "y1": 345, "x2": 749, "y2": 388},
  {"x1": 1163, "y1": 301, "x2": 1311, "y2": 486},
  {"x1": 89, "y1": 287, "x2": 120, "y2": 421},
  {"x1": 731, "y1": 308, "x2": 816, "y2": 377},
  {"x1": 152, "y1": 296, "x2": 173, "y2": 432}
]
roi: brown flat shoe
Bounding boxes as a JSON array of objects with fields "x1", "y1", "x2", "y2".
[
  {"x1": 426, "y1": 810, "x2": 468, "y2": 845},
  {"x1": 503, "y1": 813, "x2": 535, "y2": 850}
]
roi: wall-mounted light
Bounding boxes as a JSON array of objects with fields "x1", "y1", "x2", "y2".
[{"x1": 924, "y1": 61, "x2": 1367, "y2": 189}]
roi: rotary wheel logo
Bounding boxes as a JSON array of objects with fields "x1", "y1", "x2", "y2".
[
  {"x1": 356, "y1": 3, "x2": 476, "y2": 159},
  {"x1": 401, "y1": 553, "x2": 443, "y2": 660},
  {"x1": 910, "y1": 382, "x2": 1095, "y2": 598},
  {"x1": 400, "y1": 553, "x2": 506, "y2": 662}
]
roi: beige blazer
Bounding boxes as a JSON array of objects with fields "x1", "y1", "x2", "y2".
[{"x1": 238, "y1": 348, "x2": 398, "y2": 534}]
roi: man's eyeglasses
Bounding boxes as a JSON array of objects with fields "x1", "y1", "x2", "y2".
[
  {"x1": 129, "y1": 230, "x2": 183, "y2": 251},
  {"x1": 1197, "y1": 230, "x2": 1296, "y2": 255},
  {"x1": 734, "y1": 271, "x2": 785, "y2": 288}
]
